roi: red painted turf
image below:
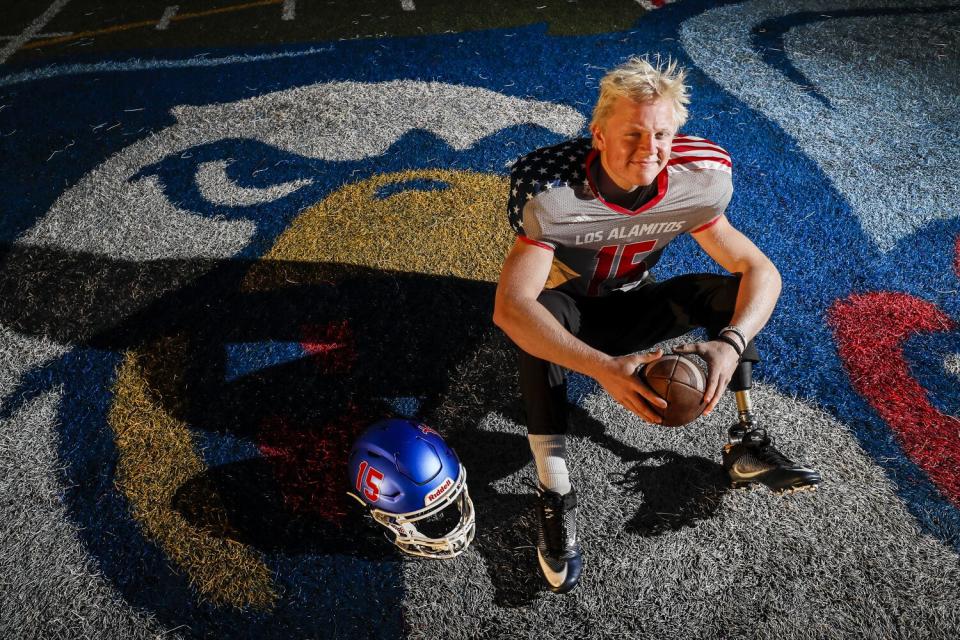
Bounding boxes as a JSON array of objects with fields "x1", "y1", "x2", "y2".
[
  {"x1": 829, "y1": 291, "x2": 959, "y2": 509},
  {"x1": 256, "y1": 321, "x2": 366, "y2": 523},
  {"x1": 954, "y1": 235, "x2": 960, "y2": 279}
]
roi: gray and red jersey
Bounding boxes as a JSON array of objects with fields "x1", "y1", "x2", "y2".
[{"x1": 508, "y1": 136, "x2": 733, "y2": 297}]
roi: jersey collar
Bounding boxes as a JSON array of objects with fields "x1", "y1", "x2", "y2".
[{"x1": 584, "y1": 148, "x2": 668, "y2": 216}]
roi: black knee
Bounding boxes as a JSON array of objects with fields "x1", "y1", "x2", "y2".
[{"x1": 536, "y1": 289, "x2": 581, "y2": 334}]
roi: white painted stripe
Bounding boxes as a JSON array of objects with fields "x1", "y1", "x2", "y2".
[
  {"x1": 944, "y1": 353, "x2": 960, "y2": 378},
  {"x1": 0, "y1": 0, "x2": 73, "y2": 64},
  {"x1": 282, "y1": 0, "x2": 296, "y2": 20},
  {"x1": 195, "y1": 160, "x2": 312, "y2": 206},
  {"x1": 0, "y1": 45, "x2": 337, "y2": 88},
  {"x1": 401, "y1": 0, "x2": 416, "y2": 11},
  {"x1": 0, "y1": 32, "x2": 73, "y2": 41},
  {"x1": 156, "y1": 6, "x2": 179, "y2": 31},
  {"x1": 33, "y1": 30, "x2": 73, "y2": 38}
]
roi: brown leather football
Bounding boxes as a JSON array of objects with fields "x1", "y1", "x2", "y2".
[{"x1": 638, "y1": 354, "x2": 708, "y2": 427}]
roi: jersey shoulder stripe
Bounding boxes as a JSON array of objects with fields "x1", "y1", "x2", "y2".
[
  {"x1": 673, "y1": 134, "x2": 728, "y2": 149},
  {"x1": 669, "y1": 136, "x2": 732, "y2": 175}
]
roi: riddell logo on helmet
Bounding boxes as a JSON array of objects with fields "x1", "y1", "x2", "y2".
[{"x1": 425, "y1": 477, "x2": 454, "y2": 505}]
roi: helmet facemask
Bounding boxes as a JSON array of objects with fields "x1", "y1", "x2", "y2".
[{"x1": 368, "y1": 465, "x2": 475, "y2": 559}]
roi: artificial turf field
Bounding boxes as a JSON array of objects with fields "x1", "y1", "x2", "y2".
[{"x1": 1, "y1": 0, "x2": 959, "y2": 638}]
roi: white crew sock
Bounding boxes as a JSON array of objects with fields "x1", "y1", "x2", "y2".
[{"x1": 528, "y1": 434, "x2": 572, "y2": 495}]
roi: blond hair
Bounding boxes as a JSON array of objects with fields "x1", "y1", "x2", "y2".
[{"x1": 590, "y1": 56, "x2": 690, "y2": 137}]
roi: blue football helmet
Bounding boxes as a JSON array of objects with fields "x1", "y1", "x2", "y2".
[{"x1": 347, "y1": 419, "x2": 475, "y2": 558}]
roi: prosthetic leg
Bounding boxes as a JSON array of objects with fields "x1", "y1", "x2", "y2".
[
  {"x1": 727, "y1": 360, "x2": 755, "y2": 444},
  {"x1": 721, "y1": 359, "x2": 822, "y2": 493}
]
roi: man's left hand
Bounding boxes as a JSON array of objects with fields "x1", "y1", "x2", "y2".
[{"x1": 672, "y1": 340, "x2": 741, "y2": 415}]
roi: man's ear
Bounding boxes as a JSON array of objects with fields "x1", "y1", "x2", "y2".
[{"x1": 591, "y1": 124, "x2": 606, "y2": 151}]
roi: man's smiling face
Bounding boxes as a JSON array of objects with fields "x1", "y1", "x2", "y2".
[{"x1": 592, "y1": 96, "x2": 676, "y2": 189}]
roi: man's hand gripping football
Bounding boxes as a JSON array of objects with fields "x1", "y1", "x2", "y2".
[
  {"x1": 593, "y1": 348, "x2": 668, "y2": 424},
  {"x1": 673, "y1": 340, "x2": 741, "y2": 415}
]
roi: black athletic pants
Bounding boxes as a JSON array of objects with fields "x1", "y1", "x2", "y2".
[{"x1": 518, "y1": 273, "x2": 760, "y2": 436}]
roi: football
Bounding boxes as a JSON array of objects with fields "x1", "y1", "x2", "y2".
[{"x1": 638, "y1": 354, "x2": 708, "y2": 427}]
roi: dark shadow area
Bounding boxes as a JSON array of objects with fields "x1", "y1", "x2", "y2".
[
  {"x1": 0, "y1": 239, "x2": 596, "y2": 603},
  {"x1": 0, "y1": 241, "x2": 496, "y2": 562},
  {"x1": 8, "y1": 0, "x2": 654, "y2": 68},
  {"x1": 451, "y1": 432, "x2": 544, "y2": 606},
  {"x1": 569, "y1": 404, "x2": 651, "y2": 463},
  {"x1": 566, "y1": 404, "x2": 728, "y2": 535},
  {"x1": 426, "y1": 336, "x2": 724, "y2": 606},
  {"x1": 468, "y1": 489, "x2": 541, "y2": 607},
  {"x1": 0, "y1": 239, "x2": 727, "y2": 604},
  {"x1": 423, "y1": 334, "x2": 546, "y2": 607},
  {"x1": 613, "y1": 451, "x2": 727, "y2": 536},
  {"x1": 172, "y1": 457, "x2": 399, "y2": 560}
]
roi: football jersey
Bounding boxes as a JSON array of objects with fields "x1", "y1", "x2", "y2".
[{"x1": 508, "y1": 136, "x2": 732, "y2": 297}]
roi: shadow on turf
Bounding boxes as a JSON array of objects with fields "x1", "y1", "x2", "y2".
[
  {"x1": 435, "y1": 351, "x2": 730, "y2": 606},
  {"x1": 570, "y1": 407, "x2": 729, "y2": 535},
  {"x1": 0, "y1": 242, "x2": 728, "y2": 605},
  {"x1": 612, "y1": 451, "x2": 728, "y2": 535},
  {"x1": 0, "y1": 242, "x2": 496, "y2": 560}
]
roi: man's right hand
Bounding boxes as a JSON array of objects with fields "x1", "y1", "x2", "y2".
[{"x1": 593, "y1": 349, "x2": 668, "y2": 424}]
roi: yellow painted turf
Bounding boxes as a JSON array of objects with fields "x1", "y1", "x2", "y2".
[
  {"x1": 245, "y1": 169, "x2": 513, "y2": 290},
  {"x1": 107, "y1": 171, "x2": 512, "y2": 608},
  {"x1": 110, "y1": 340, "x2": 277, "y2": 609}
]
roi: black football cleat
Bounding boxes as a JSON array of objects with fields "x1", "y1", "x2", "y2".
[
  {"x1": 529, "y1": 482, "x2": 582, "y2": 593},
  {"x1": 723, "y1": 428, "x2": 822, "y2": 494}
]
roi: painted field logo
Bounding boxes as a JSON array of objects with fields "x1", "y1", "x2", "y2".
[
  {"x1": 3, "y1": 71, "x2": 585, "y2": 634},
  {"x1": 426, "y1": 477, "x2": 455, "y2": 505}
]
